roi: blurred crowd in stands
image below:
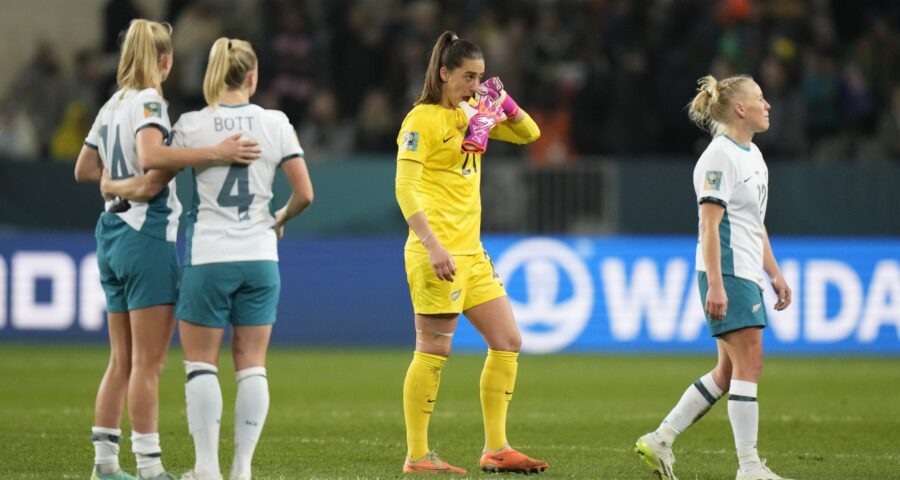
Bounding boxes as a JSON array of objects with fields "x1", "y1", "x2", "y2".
[{"x1": 1, "y1": 0, "x2": 899, "y2": 165}]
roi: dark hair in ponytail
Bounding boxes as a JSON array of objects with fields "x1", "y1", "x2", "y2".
[{"x1": 415, "y1": 31, "x2": 483, "y2": 105}]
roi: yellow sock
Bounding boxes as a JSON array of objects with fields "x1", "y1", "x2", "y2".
[
  {"x1": 403, "y1": 351, "x2": 447, "y2": 460},
  {"x1": 480, "y1": 349, "x2": 519, "y2": 451}
]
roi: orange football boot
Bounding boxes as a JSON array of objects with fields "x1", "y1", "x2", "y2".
[
  {"x1": 480, "y1": 447, "x2": 549, "y2": 474},
  {"x1": 403, "y1": 451, "x2": 468, "y2": 476}
]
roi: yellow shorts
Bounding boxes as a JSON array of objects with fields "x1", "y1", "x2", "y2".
[{"x1": 405, "y1": 249, "x2": 507, "y2": 314}]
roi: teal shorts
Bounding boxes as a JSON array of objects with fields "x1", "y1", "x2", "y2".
[
  {"x1": 95, "y1": 213, "x2": 179, "y2": 313},
  {"x1": 698, "y1": 271, "x2": 768, "y2": 337},
  {"x1": 176, "y1": 261, "x2": 280, "y2": 328}
]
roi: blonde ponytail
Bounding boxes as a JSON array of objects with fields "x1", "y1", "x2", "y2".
[
  {"x1": 116, "y1": 19, "x2": 172, "y2": 95},
  {"x1": 688, "y1": 74, "x2": 752, "y2": 136},
  {"x1": 203, "y1": 38, "x2": 257, "y2": 107}
]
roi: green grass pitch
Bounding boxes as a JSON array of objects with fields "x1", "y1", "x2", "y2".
[{"x1": 1, "y1": 345, "x2": 898, "y2": 479}]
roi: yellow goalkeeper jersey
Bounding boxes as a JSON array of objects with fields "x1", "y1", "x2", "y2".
[{"x1": 396, "y1": 103, "x2": 540, "y2": 255}]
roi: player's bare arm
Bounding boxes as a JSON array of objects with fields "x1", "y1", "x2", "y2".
[
  {"x1": 100, "y1": 168, "x2": 178, "y2": 202},
  {"x1": 762, "y1": 227, "x2": 791, "y2": 310},
  {"x1": 137, "y1": 128, "x2": 261, "y2": 170},
  {"x1": 273, "y1": 156, "x2": 314, "y2": 239},
  {"x1": 74, "y1": 145, "x2": 103, "y2": 183}
]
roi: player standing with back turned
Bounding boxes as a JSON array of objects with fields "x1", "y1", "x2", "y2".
[
  {"x1": 74, "y1": 19, "x2": 259, "y2": 480},
  {"x1": 101, "y1": 37, "x2": 313, "y2": 480}
]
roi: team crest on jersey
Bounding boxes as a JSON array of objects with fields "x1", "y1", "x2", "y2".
[
  {"x1": 704, "y1": 170, "x2": 723, "y2": 191},
  {"x1": 143, "y1": 102, "x2": 162, "y2": 118},
  {"x1": 402, "y1": 131, "x2": 419, "y2": 152}
]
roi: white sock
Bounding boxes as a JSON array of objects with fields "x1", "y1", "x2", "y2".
[
  {"x1": 728, "y1": 379, "x2": 760, "y2": 470},
  {"x1": 185, "y1": 362, "x2": 223, "y2": 478},
  {"x1": 656, "y1": 372, "x2": 725, "y2": 444},
  {"x1": 231, "y1": 367, "x2": 269, "y2": 480},
  {"x1": 92, "y1": 426, "x2": 122, "y2": 474},
  {"x1": 132, "y1": 431, "x2": 165, "y2": 478}
]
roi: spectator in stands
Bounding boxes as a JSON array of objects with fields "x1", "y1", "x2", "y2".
[
  {"x1": 3, "y1": 1, "x2": 900, "y2": 162},
  {"x1": 50, "y1": 101, "x2": 92, "y2": 161},
  {"x1": 171, "y1": 0, "x2": 224, "y2": 109},
  {"x1": 754, "y1": 56, "x2": 807, "y2": 157},
  {"x1": 297, "y1": 89, "x2": 355, "y2": 160},
  {"x1": 3, "y1": 41, "x2": 66, "y2": 157},
  {"x1": 869, "y1": 82, "x2": 900, "y2": 161},
  {"x1": 0, "y1": 106, "x2": 39, "y2": 160},
  {"x1": 268, "y1": 4, "x2": 318, "y2": 125},
  {"x1": 355, "y1": 89, "x2": 397, "y2": 154}
]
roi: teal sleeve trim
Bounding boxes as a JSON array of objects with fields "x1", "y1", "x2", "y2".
[
  {"x1": 84, "y1": 141, "x2": 98, "y2": 150},
  {"x1": 699, "y1": 196, "x2": 727, "y2": 207},
  {"x1": 136, "y1": 123, "x2": 170, "y2": 141}
]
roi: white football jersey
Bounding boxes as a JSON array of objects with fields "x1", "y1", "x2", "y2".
[
  {"x1": 85, "y1": 88, "x2": 181, "y2": 242},
  {"x1": 693, "y1": 135, "x2": 769, "y2": 287},
  {"x1": 172, "y1": 104, "x2": 303, "y2": 265}
]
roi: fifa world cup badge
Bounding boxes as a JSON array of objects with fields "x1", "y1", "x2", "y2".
[
  {"x1": 403, "y1": 131, "x2": 419, "y2": 152},
  {"x1": 143, "y1": 102, "x2": 162, "y2": 118},
  {"x1": 704, "y1": 170, "x2": 723, "y2": 191}
]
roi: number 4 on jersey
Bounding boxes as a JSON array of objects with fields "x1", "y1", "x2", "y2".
[
  {"x1": 217, "y1": 165, "x2": 254, "y2": 220},
  {"x1": 99, "y1": 124, "x2": 133, "y2": 180}
]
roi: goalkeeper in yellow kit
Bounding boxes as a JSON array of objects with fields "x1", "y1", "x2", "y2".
[{"x1": 395, "y1": 30, "x2": 548, "y2": 476}]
